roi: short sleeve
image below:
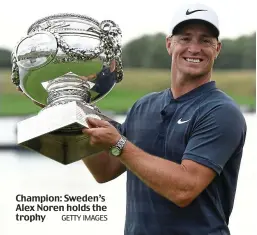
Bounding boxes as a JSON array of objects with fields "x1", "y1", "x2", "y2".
[{"x1": 182, "y1": 104, "x2": 247, "y2": 175}]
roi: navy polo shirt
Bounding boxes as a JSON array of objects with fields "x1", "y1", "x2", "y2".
[{"x1": 118, "y1": 81, "x2": 247, "y2": 235}]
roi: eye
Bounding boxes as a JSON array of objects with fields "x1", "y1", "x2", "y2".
[
  {"x1": 179, "y1": 37, "x2": 190, "y2": 43},
  {"x1": 202, "y1": 38, "x2": 212, "y2": 44},
  {"x1": 181, "y1": 37, "x2": 190, "y2": 41}
]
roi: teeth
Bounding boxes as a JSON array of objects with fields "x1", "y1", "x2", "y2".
[{"x1": 186, "y1": 58, "x2": 200, "y2": 63}]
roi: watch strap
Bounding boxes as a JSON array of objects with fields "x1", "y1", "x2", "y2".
[{"x1": 110, "y1": 135, "x2": 127, "y2": 156}]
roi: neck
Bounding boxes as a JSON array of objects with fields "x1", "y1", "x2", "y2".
[{"x1": 170, "y1": 69, "x2": 212, "y2": 99}]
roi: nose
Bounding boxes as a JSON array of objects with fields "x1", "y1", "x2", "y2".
[{"x1": 188, "y1": 42, "x2": 202, "y2": 54}]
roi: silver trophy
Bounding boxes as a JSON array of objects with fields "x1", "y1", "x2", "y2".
[{"x1": 11, "y1": 13, "x2": 123, "y2": 165}]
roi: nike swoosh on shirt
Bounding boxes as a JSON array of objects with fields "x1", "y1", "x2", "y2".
[{"x1": 177, "y1": 118, "x2": 190, "y2": 124}]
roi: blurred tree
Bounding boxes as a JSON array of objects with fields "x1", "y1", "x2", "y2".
[
  {"x1": 122, "y1": 32, "x2": 256, "y2": 70},
  {"x1": 122, "y1": 35, "x2": 152, "y2": 68},
  {"x1": 240, "y1": 33, "x2": 256, "y2": 69},
  {"x1": 0, "y1": 33, "x2": 255, "y2": 70},
  {"x1": 147, "y1": 33, "x2": 171, "y2": 69}
]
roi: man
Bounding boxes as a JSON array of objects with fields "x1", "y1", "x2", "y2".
[{"x1": 85, "y1": 3, "x2": 247, "y2": 235}]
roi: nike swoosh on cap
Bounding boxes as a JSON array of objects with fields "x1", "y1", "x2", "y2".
[{"x1": 186, "y1": 9, "x2": 207, "y2": 15}]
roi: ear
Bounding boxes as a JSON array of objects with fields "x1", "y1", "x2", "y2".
[
  {"x1": 215, "y1": 41, "x2": 222, "y2": 59},
  {"x1": 166, "y1": 36, "x2": 173, "y2": 56}
]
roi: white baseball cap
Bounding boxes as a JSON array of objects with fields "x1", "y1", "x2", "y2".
[{"x1": 168, "y1": 3, "x2": 220, "y2": 38}]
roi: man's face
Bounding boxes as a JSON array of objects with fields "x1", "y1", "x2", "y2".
[{"x1": 166, "y1": 23, "x2": 221, "y2": 78}]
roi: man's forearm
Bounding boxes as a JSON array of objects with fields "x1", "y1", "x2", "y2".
[
  {"x1": 82, "y1": 117, "x2": 216, "y2": 206},
  {"x1": 118, "y1": 141, "x2": 195, "y2": 207},
  {"x1": 83, "y1": 152, "x2": 126, "y2": 183}
]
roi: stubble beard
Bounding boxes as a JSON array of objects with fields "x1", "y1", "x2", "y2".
[{"x1": 173, "y1": 60, "x2": 213, "y2": 84}]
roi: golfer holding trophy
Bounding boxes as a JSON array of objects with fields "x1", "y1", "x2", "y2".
[{"x1": 11, "y1": 13, "x2": 124, "y2": 165}]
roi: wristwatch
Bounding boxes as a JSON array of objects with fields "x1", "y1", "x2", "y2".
[{"x1": 109, "y1": 135, "x2": 127, "y2": 157}]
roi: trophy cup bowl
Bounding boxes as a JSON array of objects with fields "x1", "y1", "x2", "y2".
[{"x1": 11, "y1": 13, "x2": 124, "y2": 165}]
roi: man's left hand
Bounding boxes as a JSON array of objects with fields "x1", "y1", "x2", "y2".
[{"x1": 82, "y1": 118, "x2": 121, "y2": 149}]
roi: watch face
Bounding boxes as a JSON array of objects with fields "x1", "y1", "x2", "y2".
[{"x1": 111, "y1": 147, "x2": 121, "y2": 156}]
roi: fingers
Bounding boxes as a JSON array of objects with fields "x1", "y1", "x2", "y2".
[
  {"x1": 86, "y1": 117, "x2": 98, "y2": 128},
  {"x1": 81, "y1": 127, "x2": 97, "y2": 145},
  {"x1": 86, "y1": 117, "x2": 110, "y2": 128},
  {"x1": 82, "y1": 118, "x2": 102, "y2": 134},
  {"x1": 82, "y1": 118, "x2": 112, "y2": 142},
  {"x1": 82, "y1": 127, "x2": 94, "y2": 135},
  {"x1": 82, "y1": 127, "x2": 102, "y2": 146},
  {"x1": 86, "y1": 118, "x2": 95, "y2": 129}
]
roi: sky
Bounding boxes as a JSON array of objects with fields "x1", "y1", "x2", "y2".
[{"x1": 0, "y1": 0, "x2": 256, "y2": 51}]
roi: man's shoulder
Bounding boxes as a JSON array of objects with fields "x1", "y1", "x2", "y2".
[
  {"x1": 197, "y1": 89, "x2": 246, "y2": 129},
  {"x1": 200, "y1": 88, "x2": 242, "y2": 112}
]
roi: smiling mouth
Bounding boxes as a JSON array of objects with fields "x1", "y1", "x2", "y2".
[{"x1": 183, "y1": 58, "x2": 203, "y2": 63}]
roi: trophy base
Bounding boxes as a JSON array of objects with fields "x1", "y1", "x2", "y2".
[{"x1": 17, "y1": 101, "x2": 119, "y2": 165}]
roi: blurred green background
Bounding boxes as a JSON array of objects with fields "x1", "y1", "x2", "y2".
[{"x1": 0, "y1": 32, "x2": 255, "y2": 115}]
